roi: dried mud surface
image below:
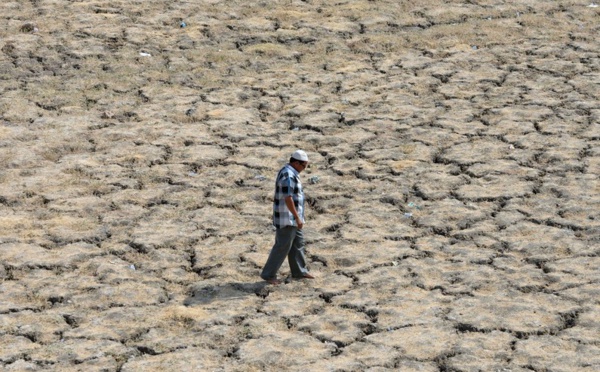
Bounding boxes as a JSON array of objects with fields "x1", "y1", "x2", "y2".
[{"x1": 1, "y1": 0, "x2": 599, "y2": 371}]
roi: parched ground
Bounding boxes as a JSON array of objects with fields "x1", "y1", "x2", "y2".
[{"x1": 1, "y1": 0, "x2": 599, "y2": 371}]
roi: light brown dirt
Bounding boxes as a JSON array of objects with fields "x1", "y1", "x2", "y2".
[{"x1": 1, "y1": 0, "x2": 599, "y2": 371}]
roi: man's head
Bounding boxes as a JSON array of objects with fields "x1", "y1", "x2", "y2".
[{"x1": 289, "y1": 150, "x2": 309, "y2": 172}]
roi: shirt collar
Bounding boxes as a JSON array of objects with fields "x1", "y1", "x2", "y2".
[{"x1": 285, "y1": 163, "x2": 299, "y2": 177}]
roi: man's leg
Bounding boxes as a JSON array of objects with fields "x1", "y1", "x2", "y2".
[
  {"x1": 288, "y1": 228, "x2": 310, "y2": 278},
  {"x1": 260, "y1": 226, "x2": 297, "y2": 281}
]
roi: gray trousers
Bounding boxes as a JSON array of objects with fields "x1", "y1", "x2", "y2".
[{"x1": 260, "y1": 226, "x2": 309, "y2": 280}]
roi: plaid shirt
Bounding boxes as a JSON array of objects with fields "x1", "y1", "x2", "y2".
[{"x1": 273, "y1": 164, "x2": 304, "y2": 229}]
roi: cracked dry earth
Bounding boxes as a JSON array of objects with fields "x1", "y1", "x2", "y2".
[{"x1": 0, "y1": 0, "x2": 599, "y2": 371}]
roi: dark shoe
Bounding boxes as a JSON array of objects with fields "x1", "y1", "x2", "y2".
[{"x1": 265, "y1": 278, "x2": 282, "y2": 285}]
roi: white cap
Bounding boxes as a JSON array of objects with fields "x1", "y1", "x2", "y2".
[{"x1": 291, "y1": 149, "x2": 309, "y2": 162}]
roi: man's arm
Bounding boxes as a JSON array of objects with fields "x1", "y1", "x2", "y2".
[{"x1": 284, "y1": 196, "x2": 303, "y2": 229}]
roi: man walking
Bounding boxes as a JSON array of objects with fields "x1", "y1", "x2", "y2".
[{"x1": 260, "y1": 150, "x2": 315, "y2": 285}]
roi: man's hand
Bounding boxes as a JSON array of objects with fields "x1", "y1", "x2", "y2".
[{"x1": 284, "y1": 196, "x2": 303, "y2": 229}]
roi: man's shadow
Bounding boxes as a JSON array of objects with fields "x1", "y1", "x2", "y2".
[{"x1": 183, "y1": 281, "x2": 271, "y2": 306}]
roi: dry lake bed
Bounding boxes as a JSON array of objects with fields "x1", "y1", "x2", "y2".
[{"x1": 0, "y1": 0, "x2": 599, "y2": 371}]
